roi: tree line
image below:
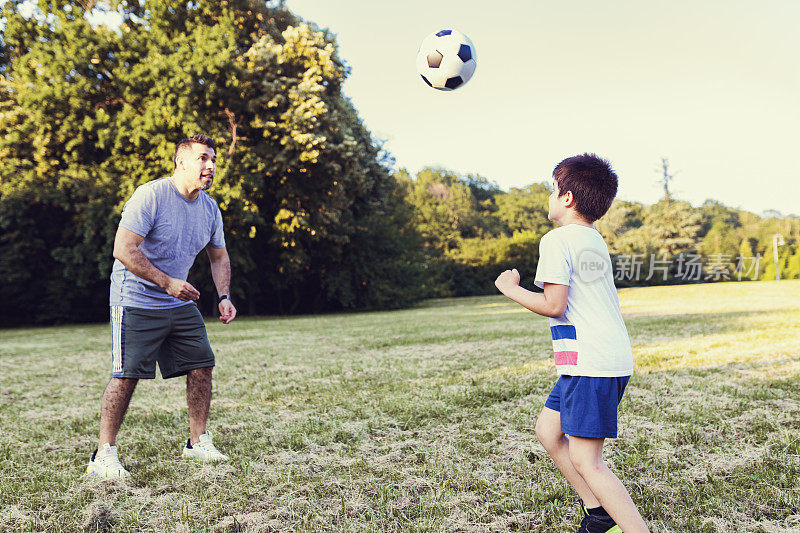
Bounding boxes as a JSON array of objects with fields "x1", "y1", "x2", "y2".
[
  {"x1": 1, "y1": 1, "x2": 797, "y2": 326},
  {"x1": 395, "y1": 167, "x2": 800, "y2": 296}
]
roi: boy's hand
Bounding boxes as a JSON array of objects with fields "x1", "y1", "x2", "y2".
[{"x1": 495, "y1": 268, "x2": 521, "y2": 293}]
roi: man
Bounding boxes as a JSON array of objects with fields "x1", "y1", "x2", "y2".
[{"x1": 87, "y1": 134, "x2": 237, "y2": 478}]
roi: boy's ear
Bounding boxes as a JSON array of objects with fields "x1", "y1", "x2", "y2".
[{"x1": 562, "y1": 190, "x2": 575, "y2": 207}]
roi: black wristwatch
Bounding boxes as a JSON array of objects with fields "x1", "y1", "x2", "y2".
[{"x1": 218, "y1": 294, "x2": 231, "y2": 304}]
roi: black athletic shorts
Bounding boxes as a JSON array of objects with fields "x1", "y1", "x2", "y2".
[{"x1": 109, "y1": 304, "x2": 215, "y2": 379}]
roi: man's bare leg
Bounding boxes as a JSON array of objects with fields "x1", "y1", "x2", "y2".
[
  {"x1": 98, "y1": 377, "x2": 138, "y2": 447},
  {"x1": 535, "y1": 406, "x2": 601, "y2": 508},
  {"x1": 186, "y1": 367, "x2": 213, "y2": 444}
]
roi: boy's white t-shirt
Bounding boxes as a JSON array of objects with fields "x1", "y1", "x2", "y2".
[{"x1": 534, "y1": 224, "x2": 633, "y2": 377}]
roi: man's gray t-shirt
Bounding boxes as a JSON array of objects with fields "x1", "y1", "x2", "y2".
[{"x1": 109, "y1": 177, "x2": 225, "y2": 309}]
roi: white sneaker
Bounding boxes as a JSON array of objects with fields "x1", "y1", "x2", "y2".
[
  {"x1": 86, "y1": 443, "x2": 130, "y2": 479},
  {"x1": 182, "y1": 430, "x2": 229, "y2": 462}
]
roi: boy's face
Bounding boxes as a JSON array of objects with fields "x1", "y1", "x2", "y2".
[{"x1": 548, "y1": 179, "x2": 570, "y2": 225}]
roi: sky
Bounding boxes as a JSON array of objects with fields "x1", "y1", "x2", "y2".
[
  {"x1": 285, "y1": 0, "x2": 800, "y2": 216},
  {"x1": 9, "y1": 0, "x2": 799, "y2": 215}
]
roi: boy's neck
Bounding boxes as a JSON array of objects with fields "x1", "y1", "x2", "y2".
[{"x1": 555, "y1": 210, "x2": 595, "y2": 229}]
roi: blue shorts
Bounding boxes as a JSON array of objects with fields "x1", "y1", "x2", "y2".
[{"x1": 544, "y1": 375, "x2": 630, "y2": 439}]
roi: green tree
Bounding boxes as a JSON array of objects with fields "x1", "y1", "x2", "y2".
[
  {"x1": 738, "y1": 237, "x2": 756, "y2": 258},
  {"x1": 625, "y1": 200, "x2": 703, "y2": 257},
  {"x1": 0, "y1": 0, "x2": 426, "y2": 323},
  {"x1": 699, "y1": 220, "x2": 740, "y2": 258},
  {"x1": 786, "y1": 248, "x2": 800, "y2": 280},
  {"x1": 493, "y1": 183, "x2": 552, "y2": 237},
  {"x1": 699, "y1": 199, "x2": 740, "y2": 234},
  {"x1": 595, "y1": 199, "x2": 645, "y2": 254},
  {"x1": 403, "y1": 167, "x2": 482, "y2": 251}
]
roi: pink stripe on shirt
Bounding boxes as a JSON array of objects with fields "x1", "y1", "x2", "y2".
[{"x1": 554, "y1": 351, "x2": 578, "y2": 365}]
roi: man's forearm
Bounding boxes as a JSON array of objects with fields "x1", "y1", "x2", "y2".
[
  {"x1": 210, "y1": 256, "x2": 231, "y2": 297},
  {"x1": 500, "y1": 285, "x2": 560, "y2": 318},
  {"x1": 118, "y1": 248, "x2": 171, "y2": 290}
]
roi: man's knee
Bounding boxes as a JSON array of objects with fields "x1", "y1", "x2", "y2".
[
  {"x1": 188, "y1": 366, "x2": 213, "y2": 378},
  {"x1": 106, "y1": 377, "x2": 138, "y2": 394},
  {"x1": 101, "y1": 378, "x2": 138, "y2": 418}
]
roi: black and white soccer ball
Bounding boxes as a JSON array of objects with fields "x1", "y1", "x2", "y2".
[{"x1": 416, "y1": 29, "x2": 476, "y2": 91}]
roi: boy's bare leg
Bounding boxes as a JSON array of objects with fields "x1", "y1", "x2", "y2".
[
  {"x1": 98, "y1": 377, "x2": 138, "y2": 447},
  {"x1": 535, "y1": 407, "x2": 600, "y2": 508},
  {"x1": 568, "y1": 435, "x2": 649, "y2": 533},
  {"x1": 186, "y1": 366, "x2": 213, "y2": 444}
]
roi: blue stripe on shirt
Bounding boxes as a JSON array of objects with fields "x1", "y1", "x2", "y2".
[{"x1": 550, "y1": 325, "x2": 577, "y2": 340}]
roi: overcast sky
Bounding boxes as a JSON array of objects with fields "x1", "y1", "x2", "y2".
[{"x1": 286, "y1": 0, "x2": 800, "y2": 216}]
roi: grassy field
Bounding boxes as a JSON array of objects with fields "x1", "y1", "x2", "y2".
[{"x1": 1, "y1": 280, "x2": 799, "y2": 532}]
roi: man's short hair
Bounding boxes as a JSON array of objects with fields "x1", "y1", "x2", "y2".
[
  {"x1": 552, "y1": 153, "x2": 618, "y2": 222},
  {"x1": 174, "y1": 134, "x2": 215, "y2": 167}
]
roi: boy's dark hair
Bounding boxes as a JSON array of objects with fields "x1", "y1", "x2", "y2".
[
  {"x1": 552, "y1": 153, "x2": 618, "y2": 222},
  {"x1": 174, "y1": 134, "x2": 215, "y2": 167}
]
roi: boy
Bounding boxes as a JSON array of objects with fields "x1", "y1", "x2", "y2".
[{"x1": 494, "y1": 154, "x2": 648, "y2": 532}]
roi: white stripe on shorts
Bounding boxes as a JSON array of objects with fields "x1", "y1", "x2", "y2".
[{"x1": 111, "y1": 306, "x2": 123, "y2": 375}]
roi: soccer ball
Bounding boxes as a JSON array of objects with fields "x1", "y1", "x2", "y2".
[{"x1": 416, "y1": 29, "x2": 477, "y2": 91}]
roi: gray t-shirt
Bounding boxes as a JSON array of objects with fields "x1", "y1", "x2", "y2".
[{"x1": 109, "y1": 177, "x2": 225, "y2": 309}]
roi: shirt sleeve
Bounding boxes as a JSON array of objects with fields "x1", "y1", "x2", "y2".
[
  {"x1": 534, "y1": 232, "x2": 571, "y2": 288},
  {"x1": 208, "y1": 204, "x2": 226, "y2": 249},
  {"x1": 118, "y1": 185, "x2": 156, "y2": 238}
]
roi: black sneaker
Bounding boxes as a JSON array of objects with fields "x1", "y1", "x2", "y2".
[
  {"x1": 576, "y1": 504, "x2": 591, "y2": 532},
  {"x1": 584, "y1": 506, "x2": 621, "y2": 533}
]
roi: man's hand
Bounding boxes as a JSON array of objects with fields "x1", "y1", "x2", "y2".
[
  {"x1": 165, "y1": 278, "x2": 200, "y2": 301},
  {"x1": 218, "y1": 299, "x2": 237, "y2": 324},
  {"x1": 495, "y1": 268, "x2": 521, "y2": 294},
  {"x1": 206, "y1": 245, "x2": 233, "y2": 322}
]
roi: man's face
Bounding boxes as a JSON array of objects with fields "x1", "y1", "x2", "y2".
[{"x1": 179, "y1": 143, "x2": 216, "y2": 190}]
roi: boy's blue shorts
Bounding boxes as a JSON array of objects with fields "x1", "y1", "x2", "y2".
[{"x1": 544, "y1": 375, "x2": 630, "y2": 439}]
